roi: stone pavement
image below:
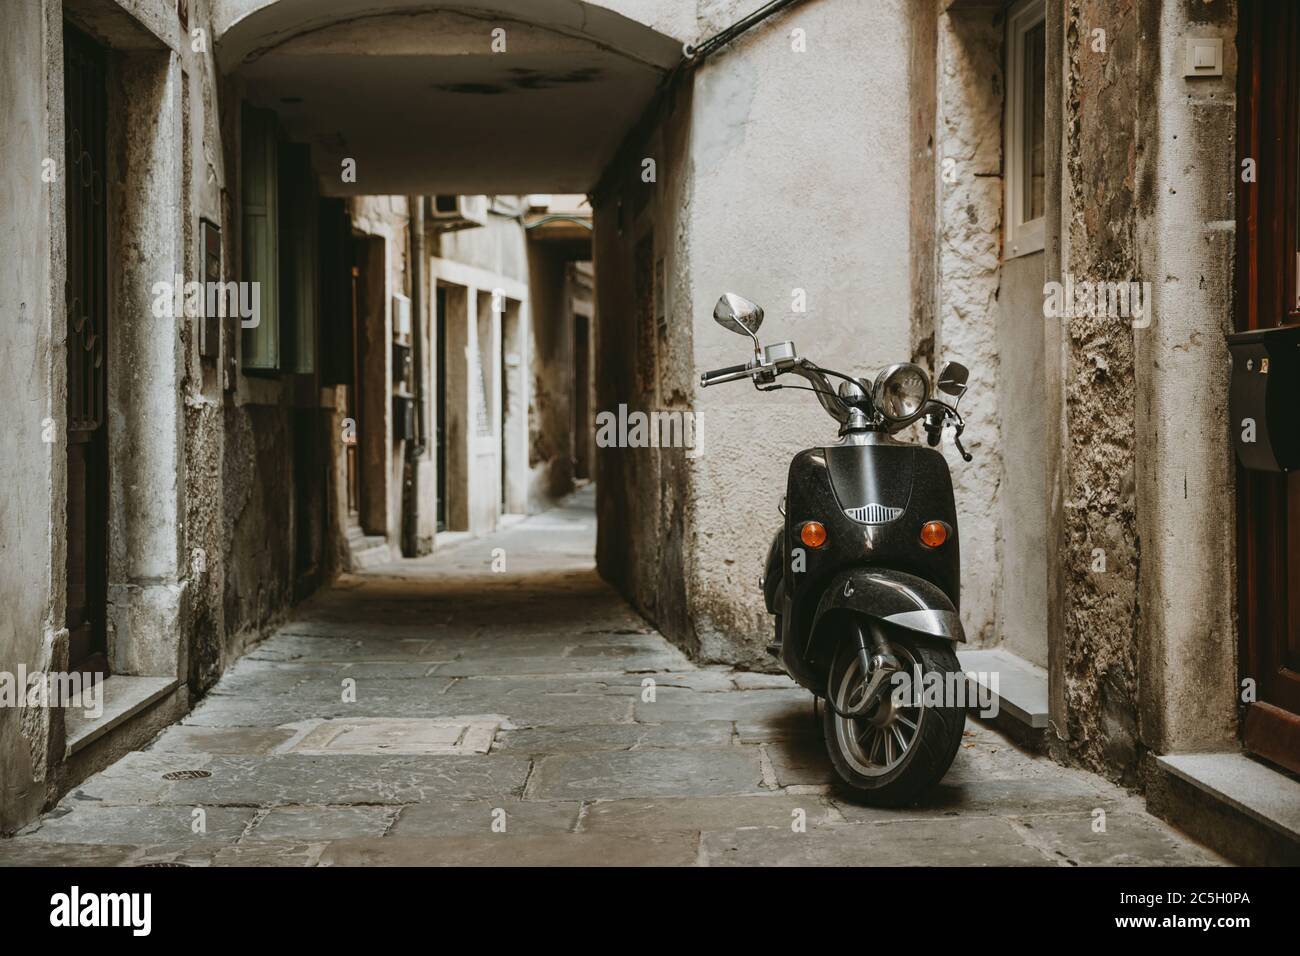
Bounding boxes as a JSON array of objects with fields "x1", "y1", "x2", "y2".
[{"x1": 0, "y1": 487, "x2": 1225, "y2": 866}]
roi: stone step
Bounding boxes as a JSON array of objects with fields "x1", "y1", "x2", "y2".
[
  {"x1": 1149, "y1": 751, "x2": 1300, "y2": 865},
  {"x1": 957, "y1": 647, "x2": 1050, "y2": 750},
  {"x1": 346, "y1": 536, "x2": 391, "y2": 572}
]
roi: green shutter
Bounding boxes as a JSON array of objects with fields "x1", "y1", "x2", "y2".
[
  {"x1": 241, "y1": 105, "x2": 279, "y2": 370},
  {"x1": 280, "y1": 142, "x2": 318, "y2": 374},
  {"x1": 318, "y1": 198, "x2": 353, "y2": 385}
]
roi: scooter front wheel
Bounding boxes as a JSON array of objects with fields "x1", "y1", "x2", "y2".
[{"x1": 821, "y1": 631, "x2": 965, "y2": 806}]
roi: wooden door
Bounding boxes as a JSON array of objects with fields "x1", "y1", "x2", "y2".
[
  {"x1": 573, "y1": 314, "x2": 590, "y2": 481},
  {"x1": 347, "y1": 264, "x2": 362, "y2": 518},
  {"x1": 1236, "y1": 0, "x2": 1300, "y2": 772},
  {"x1": 63, "y1": 24, "x2": 109, "y2": 676}
]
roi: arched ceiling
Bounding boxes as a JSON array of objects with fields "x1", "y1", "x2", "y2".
[{"x1": 213, "y1": 1, "x2": 688, "y2": 195}]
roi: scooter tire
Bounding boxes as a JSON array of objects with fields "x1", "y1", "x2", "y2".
[{"x1": 821, "y1": 632, "x2": 965, "y2": 807}]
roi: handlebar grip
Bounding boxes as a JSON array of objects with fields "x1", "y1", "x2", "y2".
[{"x1": 699, "y1": 362, "x2": 753, "y2": 387}]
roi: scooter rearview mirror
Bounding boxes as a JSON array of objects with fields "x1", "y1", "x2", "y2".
[
  {"x1": 936, "y1": 361, "x2": 969, "y2": 399},
  {"x1": 713, "y1": 293, "x2": 764, "y2": 339}
]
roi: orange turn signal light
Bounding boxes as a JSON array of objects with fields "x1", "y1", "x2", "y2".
[
  {"x1": 800, "y1": 521, "x2": 828, "y2": 549},
  {"x1": 920, "y1": 520, "x2": 949, "y2": 548}
]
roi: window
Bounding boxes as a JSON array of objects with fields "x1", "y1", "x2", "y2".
[
  {"x1": 279, "y1": 142, "x2": 317, "y2": 373},
  {"x1": 1005, "y1": 0, "x2": 1046, "y2": 258},
  {"x1": 241, "y1": 105, "x2": 279, "y2": 369}
]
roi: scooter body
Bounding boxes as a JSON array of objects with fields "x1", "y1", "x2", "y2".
[
  {"x1": 701, "y1": 292, "x2": 974, "y2": 804},
  {"x1": 764, "y1": 438, "x2": 963, "y2": 698}
]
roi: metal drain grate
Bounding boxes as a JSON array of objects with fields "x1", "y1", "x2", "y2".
[
  {"x1": 138, "y1": 862, "x2": 190, "y2": 867},
  {"x1": 161, "y1": 769, "x2": 211, "y2": 780}
]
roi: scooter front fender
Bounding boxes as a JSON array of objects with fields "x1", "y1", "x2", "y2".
[{"x1": 810, "y1": 567, "x2": 966, "y2": 643}]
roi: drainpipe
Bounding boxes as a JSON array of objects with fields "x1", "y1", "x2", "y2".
[{"x1": 401, "y1": 196, "x2": 427, "y2": 556}]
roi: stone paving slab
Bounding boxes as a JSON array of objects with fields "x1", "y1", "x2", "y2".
[
  {"x1": 435, "y1": 652, "x2": 692, "y2": 677},
  {"x1": 765, "y1": 735, "x2": 838, "y2": 787},
  {"x1": 0, "y1": 488, "x2": 1229, "y2": 867},
  {"x1": 580, "y1": 794, "x2": 837, "y2": 834},
  {"x1": 700, "y1": 816, "x2": 1054, "y2": 866},
  {"x1": 829, "y1": 773, "x2": 1114, "y2": 822},
  {"x1": 1006, "y1": 812, "x2": 1225, "y2": 866},
  {"x1": 0, "y1": 842, "x2": 140, "y2": 867},
  {"x1": 215, "y1": 674, "x2": 455, "y2": 702},
  {"x1": 494, "y1": 721, "x2": 735, "y2": 754},
  {"x1": 244, "y1": 807, "x2": 398, "y2": 842},
  {"x1": 528, "y1": 749, "x2": 766, "y2": 800},
  {"x1": 439, "y1": 675, "x2": 629, "y2": 698},
  {"x1": 247, "y1": 634, "x2": 442, "y2": 663},
  {"x1": 735, "y1": 710, "x2": 821, "y2": 744},
  {"x1": 147, "y1": 725, "x2": 298, "y2": 755},
  {"x1": 69, "y1": 752, "x2": 534, "y2": 806},
  {"x1": 131, "y1": 843, "x2": 327, "y2": 867},
  {"x1": 233, "y1": 660, "x2": 445, "y2": 683},
  {"x1": 599, "y1": 669, "x2": 739, "y2": 692},
  {"x1": 318, "y1": 832, "x2": 700, "y2": 867},
  {"x1": 15, "y1": 805, "x2": 256, "y2": 846},
  {"x1": 390, "y1": 800, "x2": 581, "y2": 837},
  {"x1": 635, "y1": 687, "x2": 808, "y2": 724},
  {"x1": 732, "y1": 672, "x2": 801, "y2": 691},
  {"x1": 182, "y1": 687, "x2": 632, "y2": 728},
  {"x1": 279, "y1": 716, "x2": 504, "y2": 755}
]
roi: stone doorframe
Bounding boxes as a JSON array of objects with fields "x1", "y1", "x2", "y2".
[
  {"x1": 346, "y1": 225, "x2": 392, "y2": 540},
  {"x1": 48, "y1": 1, "x2": 191, "y2": 772}
]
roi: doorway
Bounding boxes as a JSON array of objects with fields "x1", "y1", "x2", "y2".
[
  {"x1": 347, "y1": 263, "x2": 363, "y2": 520},
  {"x1": 1235, "y1": 0, "x2": 1300, "y2": 772},
  {"x1": 499, "y1": 318, "x2": 508, "y2": 512},
  {"x1": 350, "y1": 234, "x2": 389, "y2": 538},
  {"x1": 573, "y1": 313, "x2": 591, "y2": 481},
  {"x1": 64, "y1": 23, "x2": 109, "y2": 677},
  {"x1": 436, "y1": 284, "x2": 447, "y2": 532}
]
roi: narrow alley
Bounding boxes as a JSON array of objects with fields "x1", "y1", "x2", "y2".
[
  {"x1": 0, "y1": 489, "x2": 1222, "y2": 867},
  {"x1": 5, "y1": 0, "x2": 1298, "y2": 894}
]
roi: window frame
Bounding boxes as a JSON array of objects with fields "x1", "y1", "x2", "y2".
[
  {"x1": 240, "y1": 103, "x2": 280, "y2": 372},
  {"x1": 1004, "y1": 0, "x2": 1047, "y2": 259}
]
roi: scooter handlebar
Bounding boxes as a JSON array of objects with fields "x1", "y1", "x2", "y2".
[{"x1": 699, "y1": 362, "x2": 753, "y2": 387}]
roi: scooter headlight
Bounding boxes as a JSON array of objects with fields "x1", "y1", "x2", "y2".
[{"x1": 872, "y1": 363, "x2": 931, "y2": 425}]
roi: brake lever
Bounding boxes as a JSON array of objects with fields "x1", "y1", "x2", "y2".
[{"x1": 953, "y1": 425, "x2": 973, "y2": 462}]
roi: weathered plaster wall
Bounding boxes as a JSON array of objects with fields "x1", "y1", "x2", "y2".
[
  {"x1": 0, "y1": 0, "x2": 63, "y2": 834},
  {"x1": 437, "y1": 209, "x2": 529, "y2": 283},
  {"x1": 593, "y1": 73, "x2": 694, "y2": 655},
  {"x1": 526, "y1": 242, "x2": 576, "y2": 507},
  {"x1": 1131, "y1": 0, "x2": 1237, "y2": 758},
  {"x1": 1054, "y1": 0, "x2": 1142, "y2": 781},
  {"x1": 1044, "y1": 0, "x2": 1238, "y2": 784},
  {"x1": 934, "y1": 2, "x2": 1004, "y2": 649},
  {"x1": 105, "y1": 47, "x2": 187, "y2": 680},
  {"x1": 596, "y1": 0, "x2": 917, "y2": 667},
  {"x1": 181, "y1": 0, "x2": 236, "y2": 693}
]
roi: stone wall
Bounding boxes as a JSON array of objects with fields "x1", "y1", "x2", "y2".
[
  {"x1": 0, "y1": 0, "x2": 62, "y2": 834},
  {"x1": 1045, "y1": 0, "x2": 1238, "y2": 781},
  {"x1": 596, "y1": 0, "x2": 918, "y2": 667}
]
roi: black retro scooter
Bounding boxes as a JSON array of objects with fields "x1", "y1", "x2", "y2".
[{"x1": 701, "y1": 293, "x2": 973, "y2": 804}]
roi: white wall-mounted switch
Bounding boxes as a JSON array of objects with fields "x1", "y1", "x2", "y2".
[{"x1": 1185, "y1": 38, "x2": 1223, "y2": 78}]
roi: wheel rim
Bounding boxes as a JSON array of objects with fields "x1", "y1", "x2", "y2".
[{"x1": 831, "y1": 643, "x2": 924, "y2": 778}]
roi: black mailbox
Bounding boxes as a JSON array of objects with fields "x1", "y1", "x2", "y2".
[{"x1": 1228, "y1": 324, "x2": 1300, "y2": 472}]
